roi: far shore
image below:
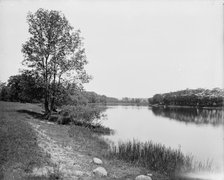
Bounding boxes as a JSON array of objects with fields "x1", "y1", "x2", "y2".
[
  {"x1": 89, "y1": 102, "x2": 224, "y2": 110},
  {"x1": 150, "y1": 104, "x2": 224, "y2": 110}
]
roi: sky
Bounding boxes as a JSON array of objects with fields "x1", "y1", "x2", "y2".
[{"x1": 0, "y1": 0, "x2": 223, "y2": 98}]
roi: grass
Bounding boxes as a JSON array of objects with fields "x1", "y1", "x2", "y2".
[
  {"x1": 67, "y1": 125, "x2": 168, "y2": 180},
  {"x1": 0, "y1": 101, "x2": 56, "y2": 179},
  {"x1": 68, "y1": 124, "x2": 110, "y2": 156},
  {"x1": 71, "y1": 119, "x2": 113, "y2": 135},
  {"x1": 107, "y1": 140, "x2": 213, "y2": 177}
]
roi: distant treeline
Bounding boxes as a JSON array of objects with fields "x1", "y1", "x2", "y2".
[
  {"x1": 0, "y1": 71, "x2": 148, "y2": 106},
  {"x1": 148, "y1": 88, "x2": 224, "y2": 107}
]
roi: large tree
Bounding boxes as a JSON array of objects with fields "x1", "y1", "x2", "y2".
[{"x1": 22, "y1": 8, "x2": 90, "y2": 114}]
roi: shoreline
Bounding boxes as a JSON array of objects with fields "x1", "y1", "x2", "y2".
[
  {"x1": 0, "y1": 101, "x2": 168, "y2": 180},
  {"x1": 89, "y1": 102, "x2": 224, "y2": 110},
  {"x1": 150, "y1": 104, "x2": 224, "y2": 110},
  {"x1": 1, "y1": 101, "x2": 220, "y2": 180}
]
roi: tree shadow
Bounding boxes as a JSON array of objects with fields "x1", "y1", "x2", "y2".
[{"x1": 17, "y1": 109, "x2": 46, "y2": 120}]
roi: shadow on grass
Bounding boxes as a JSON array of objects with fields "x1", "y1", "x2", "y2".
[
  {"x1": 17, "y1": 109, "x2": 113, "y2": 136},
  {"x1": 17, "y1": 109, "x2": 46, "y2": 120}
]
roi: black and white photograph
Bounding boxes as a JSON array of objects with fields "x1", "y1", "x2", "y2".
[{"x1": 0, "y1": 0, "x2": 223, "y2": 180}]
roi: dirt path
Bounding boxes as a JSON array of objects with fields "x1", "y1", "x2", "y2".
[{"x1": 29, "y1": 121, "x2": 92, "y2": 179}]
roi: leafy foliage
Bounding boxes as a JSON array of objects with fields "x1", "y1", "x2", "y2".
[
  {"x1": 58, "y1": 105, "x2": 106, "y2": 124},
  {"x1": 0, "y1": 82, "x2": 9, "y2": 101}
]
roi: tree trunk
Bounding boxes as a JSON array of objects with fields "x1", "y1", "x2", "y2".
[
  {"x1": 44, "y1": 91, "x2": 50, "y2": 114},
  {"x1": 44, "y1": 76, "x2": 50, "y2": 114},
  {"x1": 44, "y1": 56, "x2": 50, "y2": 115},
  {"x1": 50, "y1": 64, "x2": 57, "y2": 112},
  {"x1": 50, "y1": 83, "x2": 56, "y2": 112}
]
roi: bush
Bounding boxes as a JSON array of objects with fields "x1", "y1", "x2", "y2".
[
  {"x1": 58, "y1": 105, "x2": 106, "y2": 125},
  {"x1": 56, "y1": 105, "x2": 111, "y2": 134}
]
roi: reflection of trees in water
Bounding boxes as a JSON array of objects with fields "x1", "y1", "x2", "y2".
[{"x1": 152, "y1": 107, "x2": 224, "y2": 126}]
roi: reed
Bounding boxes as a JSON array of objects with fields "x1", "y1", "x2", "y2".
[{"x1": 107, "y1": 140, "x2": 213, "y2": 176}]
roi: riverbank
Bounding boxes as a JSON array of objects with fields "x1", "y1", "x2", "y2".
[{"x1": 0, "y1": 101, "x2": 168, "y2": 180}]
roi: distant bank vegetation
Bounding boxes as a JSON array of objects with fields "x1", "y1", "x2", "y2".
[{"x1": 148, "y1": 88, "x2": 224, "y2": 108}]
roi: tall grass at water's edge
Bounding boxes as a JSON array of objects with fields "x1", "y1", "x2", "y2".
[{"x1": 107, "y1": 140, "x2": 213, "y2": 177}]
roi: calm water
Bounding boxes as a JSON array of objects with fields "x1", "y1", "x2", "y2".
[{"x1": 102, "y1": 106, "x2": 224, "y2": 172}]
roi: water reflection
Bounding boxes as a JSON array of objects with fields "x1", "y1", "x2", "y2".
[{"x1": 152, "y1": 107, "x2": 224, "y2": 126}]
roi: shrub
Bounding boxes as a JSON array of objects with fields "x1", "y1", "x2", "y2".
[{"x1": 56, "y1": 105, "x2": 106, "y2": 125}]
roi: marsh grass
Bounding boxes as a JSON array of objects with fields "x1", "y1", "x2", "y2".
[{"x1": 107, "y1": 140, "x2": 213, "y2": 177}]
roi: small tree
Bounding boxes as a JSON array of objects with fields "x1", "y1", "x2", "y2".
[
  {"x1": 0, "y1": 82, "x2": 9, "y2": 101},
  {"x1": 22, "y1": 8, "x2": 90, "y2": 114}
]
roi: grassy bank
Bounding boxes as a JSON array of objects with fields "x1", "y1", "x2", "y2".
[
  {"x1": 107, "y1": 140, "x2": 213, "y2": 177},
  {"x1": 0, "y1": 101, "x2": 51, "y2": 179}
]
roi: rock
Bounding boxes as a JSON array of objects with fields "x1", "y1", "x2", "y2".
[
  {"x1": 93, "y1": 157, "x2": 103, "y2": 165},
  {"x1": 147, "y1": 173, "x2": 153, "y2": 177},
  {"x1": 73, "y1": 170, "x2": 85, "y2": 177},
  {"x1": 135, "y1": 175, "x2": 152, "y2": 180},
  {"x1": 32, "y1": 166, "x2": 53, "y2": 176},
  {"x1": 93, "y1": 167, "x2": 107, "y2": 177},
  {"x1": 48, "y1": 114, "x2": 59, "y2": 122}
]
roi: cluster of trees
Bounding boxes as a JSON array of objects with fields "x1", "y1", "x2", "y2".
[
  {"x1": 0, "y1": 70, "x2": 84, "y2": 106},
  {"x1": 148, "y1": 88, "x2": 224, "y2": 107},
  {"x1": 0, "y1": 70, "x2": 44, "y2": 102},
  {"x1": 121, "y1": 97, "x2": 148, "y2": 105},
  {"x1": 0, "y1": 71, "x2": 121, "y2": 106},
  {"x1": 81, "y1": 91, "x2": 119, "y2": 104}
]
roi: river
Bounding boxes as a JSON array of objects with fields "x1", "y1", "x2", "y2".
[{"x1": 101, "y1": 106, "x2": 224, "y2": 174}]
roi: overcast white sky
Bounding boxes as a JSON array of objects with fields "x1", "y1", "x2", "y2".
[{"x1": 0, "y1": 0, "x2": 223, "y2": 98}]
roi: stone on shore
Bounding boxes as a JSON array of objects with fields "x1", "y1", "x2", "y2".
[
  {"x1": 135, "y1": 175, "x2": 152, "y2": 180},
  {"x1": 32, "y1": 166, "x2": 53, "y2": 177},
  {"x1": 73, "y1": 170, "x2": 85, "y2": 177},
  {"x1": 93, "y1": 157, "x2": 103, "y2": 165},
  {"x1": 93, "y1": 167, "x2": 107, "y2": 177}
]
